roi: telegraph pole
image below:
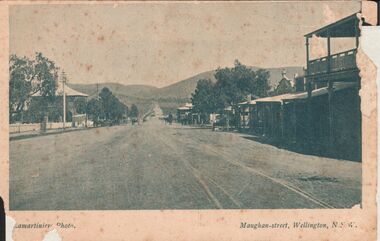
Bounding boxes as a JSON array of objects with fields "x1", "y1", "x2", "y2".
[{"x1": 61, "y1": 71, "x2": 67, "y2": 130}]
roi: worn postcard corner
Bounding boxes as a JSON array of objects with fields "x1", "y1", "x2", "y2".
[{"x1": 0, "y1": 1, "x2": 379, "y2": 241}]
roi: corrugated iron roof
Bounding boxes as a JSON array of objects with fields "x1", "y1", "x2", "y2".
[
  {"x1": 282, "y1": 82, "x2": 357, "y2": 101},
  {"x1": 253, "y1": 82, "x2": 357, "y2": 104},
  {"x1": 255, "y1": 93, "x2": 296, "y2": 104}
]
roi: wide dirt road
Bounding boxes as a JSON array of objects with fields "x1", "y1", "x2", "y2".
[{"x1": 10, "y1": 117, "x2": 361, "y2": 210}]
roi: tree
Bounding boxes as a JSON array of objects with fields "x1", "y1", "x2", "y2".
[
  {"x1": 99, "y1": 87, "x2": 114, "y2": 120},
  {"x1": 253, "y1": 69, "x2": 271, "y2": 98},
  {"x1": 9, "y1": 53, "x2": 59, "y2": 123},
  {"x1": 86, "y1": 98, "x2": 104, "y2": 125},
  {"x1": 34, "y1": 53, "x2": 59, "y2": 99},
  {"x1": 130, "y1": 104, "x2": 139, "y2": 118},
  {"x1": 97, "y1": 87, "x2": 128, "y2": 123},
  {"x1": 74, "y1": 98, "x2": 87, "y2": 114},
  {"x1": 109, "y1": 97, "x2": 127, "y2": 122},
  {"x1": 9, "y1": 56, "x2": 33, "y2": 122},
  {"x1": 191, "y1": 79, "x2": 216, "y2": 116},
  {"x1": 88, "y1": 86, "x2": 128, "y2": 124},
  {"x1": 213, "y1": 60, "x2": 270, "y2": 110}
]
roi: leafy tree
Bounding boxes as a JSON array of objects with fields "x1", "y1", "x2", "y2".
[
  {"x1": 23, "y1": 97, "x2": 44, "y2": 123},
  {"x1": 125, "y1": 106, "x2": 129, "y2": 116},
  {"x1": 191, "y1": 79, "x2": 216, "y2": 116},
  {"x1": 213, "y1": 60, "x2": 270, "y2": 110},
  {"x1": 88, "y1": 87, "x2": 128, "y2": 124},
  {"x1": 9, "y1": 56, "x2": 34, "y2": 121},
  {"x1": 9, "y1": 53, "x2": 59, "y2": 123},
  {"x1": 109, "y1": 97, "x2": 127, "y2": 121},
  {"x1": 99, "y1": 87, "x2": 114, "y2": 120},
  {"x1": 74, "y1": 98, "x2": 87, "y2": 114},
  {"x1": 86, "y1": 98, "x2": 104, "y2": 124},
  {"x1": 34, "y1": 53, "x2": 59, "y2": 98},
  {"x1": 253, "y1": 69, "x2": 271, "y2": 98},
  {"x1": 129, "y1": 104, "x2": 139, "y2": 118}
]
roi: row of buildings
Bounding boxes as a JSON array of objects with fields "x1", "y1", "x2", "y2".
[{"x1": 178, "y1": 11, "x2": 369, "y2": 162}]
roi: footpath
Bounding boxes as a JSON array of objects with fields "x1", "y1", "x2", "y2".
[{"x1": 9, "y1": 127, "x2": 90, "y2": 141}]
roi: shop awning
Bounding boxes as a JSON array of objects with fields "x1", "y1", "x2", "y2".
[{"x1": 282, "y1": 82, "x2": 357, "y2": 102}]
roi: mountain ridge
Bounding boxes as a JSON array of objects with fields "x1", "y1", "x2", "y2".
[{"x1": 68, "y1": 66, "x2": 304, "y2": 101}]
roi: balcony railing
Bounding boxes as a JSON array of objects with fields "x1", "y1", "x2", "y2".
[{"x1": 307, "y1": 49, "x2": 357, "y2": 76}]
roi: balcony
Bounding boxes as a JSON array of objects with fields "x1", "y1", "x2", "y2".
[
  {"x1": 307, "y1": 49, "x2": 357, "y2": 76},
  {"x1": 304, "y1": 13, "x2": 362, "y2": 82}
]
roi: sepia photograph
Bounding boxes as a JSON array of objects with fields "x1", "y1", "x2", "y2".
[{"x1": 7, "y1": 1, "x2": 372, "y2": 211}]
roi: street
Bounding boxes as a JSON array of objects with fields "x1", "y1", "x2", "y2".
[{"x1": 10, "y1": 108, "x2": 361, "y2": 210}]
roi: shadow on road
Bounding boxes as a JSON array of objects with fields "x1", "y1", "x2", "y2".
[{"x1": 241, "y1": 135, "x2": 360, "y2": 163}]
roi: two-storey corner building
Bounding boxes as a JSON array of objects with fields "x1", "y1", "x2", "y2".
[{"x1": 299, "y1": 12, "x2": 371, "y2": 161}]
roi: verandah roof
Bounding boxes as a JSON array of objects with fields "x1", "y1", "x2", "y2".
[
  {"x1": 282, "y1": 82, "x2": 357, "y2": 102},
  {"x1": 241, "y1": 82, "x2": 357, "y2": 105},
  {"x1": 255, "y1": 93, "x2": 296, "y2": 104},
  {"x1": 304, "y1": 13, "x2": 361, "y2": 38},
  {"x1": 32, "y1": 82, "x2": 88, "y2": 97}
]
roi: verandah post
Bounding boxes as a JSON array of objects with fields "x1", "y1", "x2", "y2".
[
  {"x1": 327, "y1": 30, "x2": 334, "y2": 154},
  {"x1": 305, "y1": 36, "x2": 313, "y2": 152}
]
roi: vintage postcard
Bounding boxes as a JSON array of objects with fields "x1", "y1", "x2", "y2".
[{"x1": 0, "y1": 0, "x2": 378, "y2": 240}]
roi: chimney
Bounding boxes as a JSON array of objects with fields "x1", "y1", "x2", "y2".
[{"x1": 294, "y1": 73, "x2": 307, "y2": 92}]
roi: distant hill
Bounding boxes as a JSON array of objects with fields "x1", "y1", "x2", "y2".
[
  {"x1": 154, "y1": 70, "x2": 217, "y2": 99},
  {"x1": 68, "y1": 66, "x2": 303, "y2": 114},
  {"x1": 154, "y1": 66, "x2": 304, "y2": 99},
  {"x1": 69, "y1": 66, "x2": 303, "y2": 100},
  {"x1": 68, "y1": 83, "x2": 158, "y2": 99}
]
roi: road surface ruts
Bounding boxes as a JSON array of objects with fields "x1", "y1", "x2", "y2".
[{"x1": 10, "y1": 111, "x2": 361, "y2": 210}]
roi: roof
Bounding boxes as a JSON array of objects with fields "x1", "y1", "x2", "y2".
[
  {"x1": 255, "y1": 93, "x2": 296, "y2": 104},
  {"x1": 253, "y1": 82, "x2": 357, "y2": 104},
  {"x1": 305, "y1": 13, "x2": 360, "y2": 38},
  {"x1": 177, "y1": 102, "x2": 193, "y2": 111},
  {"x1": 184, "y1": 103, "x2": 193, "y2": 108},
  {"x1": 237, "y1": 94, "x2": 261, "y2": 106},
  {"x1": 282, "y1": 82, "x2": 357, "y2": 102},
  {"x1": 238, "y1": 100, "x2": 257, "y2": 106},
  {"x1": 32, "y1": 82, "x2": 88, "y2": 97},
  {"x1": 177, "y1": 106, "x2": 191, "y2": 111},
  {"x1": 59, "y1": 85, "x2": 88, "y2": 97}
]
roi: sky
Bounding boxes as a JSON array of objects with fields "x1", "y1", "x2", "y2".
[{"x1": 10, "y1": 2, "x2": 360, "y2": 87}]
